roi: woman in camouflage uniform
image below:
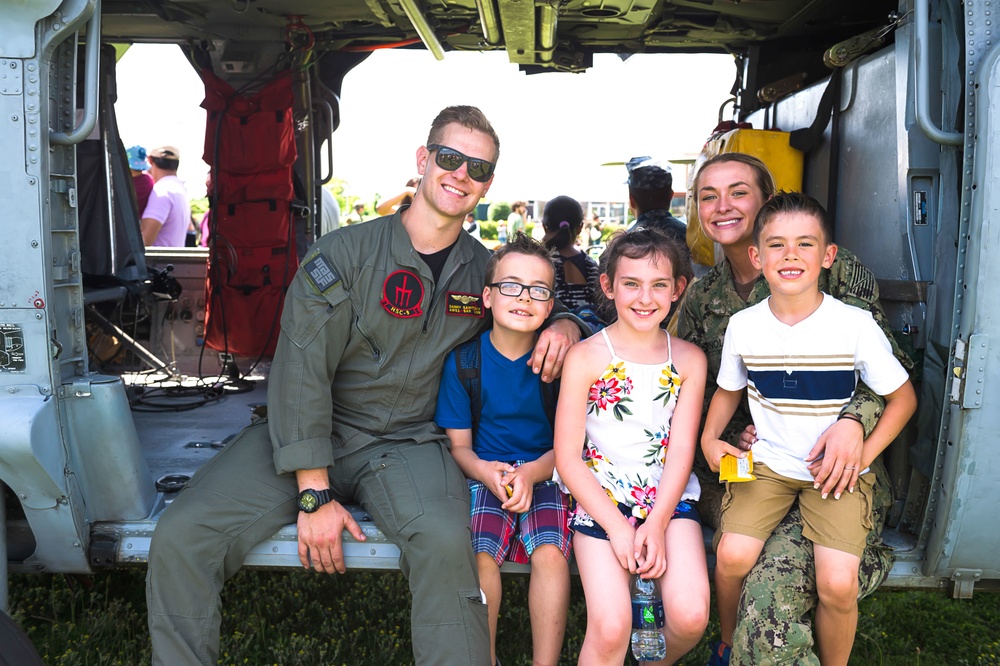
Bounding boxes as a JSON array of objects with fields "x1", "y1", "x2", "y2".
[{"x1": 678, "y1": 153, "x2": 913, "y2": 666}]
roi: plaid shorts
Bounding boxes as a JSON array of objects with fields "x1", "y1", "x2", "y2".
[{"x1": 469, "y1": 478, "x2": 572, "y2": 566}]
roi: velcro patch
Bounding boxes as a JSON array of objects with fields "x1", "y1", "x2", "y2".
[
  {"x1": 446, "y1": 292, "x2": 484, "y2": 318},
  {"x1": 303, "y1": 253, "x2": 340, "y2": 294}
]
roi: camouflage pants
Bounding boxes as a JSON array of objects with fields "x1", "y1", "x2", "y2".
[{"x1": 697, "y1": 459, "x2": 894, "y2": 665}]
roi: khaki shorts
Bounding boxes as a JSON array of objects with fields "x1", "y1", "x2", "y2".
[{"x1": 719, "y1": 463, "x2": 875, "y2": 558}]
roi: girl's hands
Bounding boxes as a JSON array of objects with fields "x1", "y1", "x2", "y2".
[
  {"x1": 634, "y1": 519, "x2": 668, "y2": 579},
  {"x1": 607, "y1": 521, "x2": 639, "y2": 573}
]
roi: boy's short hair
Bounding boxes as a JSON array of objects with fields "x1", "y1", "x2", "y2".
[
  {"x1": 484, "y1": 232, "x2": 555, "y2": 285},
  {"x1": 753, "y1": 191, "x2": 834, "y2": 246}
]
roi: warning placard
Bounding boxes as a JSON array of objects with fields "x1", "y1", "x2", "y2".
[{"x1": 0, "y1": 324, "x2": 26, "y2": 373}]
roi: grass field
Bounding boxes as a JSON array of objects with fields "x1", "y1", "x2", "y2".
[{"x1": 8, "y1": 568, "x2": 1000, "y2": 665}]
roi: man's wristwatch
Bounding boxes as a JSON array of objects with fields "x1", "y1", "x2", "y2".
[{"x1": 296, "y1": 488, "x2": 333, "y2": 513}]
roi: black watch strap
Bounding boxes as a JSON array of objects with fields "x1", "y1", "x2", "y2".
[{"x1": 297, "y1": 488, "x2": 333, "y2": 513}]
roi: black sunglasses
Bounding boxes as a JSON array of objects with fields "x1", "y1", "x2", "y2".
[{"x1": 426, "y1": 144, "x2": 495, "y2": 183}]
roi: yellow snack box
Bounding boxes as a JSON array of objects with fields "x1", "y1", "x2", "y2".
[{"x1": 719, "y1": 452, "x2": 755, "y2": 482}]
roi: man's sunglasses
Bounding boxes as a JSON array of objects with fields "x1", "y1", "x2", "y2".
[
  {"x1": 426, "y1": 144, "x2": 496, "y2": 183},
  {"x1": 488, "y1": 282, "x2": 554, "y2": 302}
]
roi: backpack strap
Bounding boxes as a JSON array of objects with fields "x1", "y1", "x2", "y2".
[
  {"x1": 455, "y1": 336, "x2": 483, "y2": 442},
  {"x1": 541, "y1": 377, "x2": 559, "y2": 430},
  {"x1": 455, "y1": 334, "x2": 559, "y2": 444}
]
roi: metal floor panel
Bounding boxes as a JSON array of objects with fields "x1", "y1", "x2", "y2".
[{"x1": 126, "y1": 370, "x2": 268, "y2": 482}]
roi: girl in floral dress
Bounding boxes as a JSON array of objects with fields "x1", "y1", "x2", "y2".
[{"x1": 555, "y1": 227, "x2": 710, "y2": 665}]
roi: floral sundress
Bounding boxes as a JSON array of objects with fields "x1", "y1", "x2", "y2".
[{"x1": 569, "y1": 328, "x2": 701, "y2": 528}]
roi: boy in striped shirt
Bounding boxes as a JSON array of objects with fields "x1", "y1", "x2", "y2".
[{"x1": 701, "y1": 192, "x2": 916, "y2": 666}]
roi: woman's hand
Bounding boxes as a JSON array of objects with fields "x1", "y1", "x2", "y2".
[{"x1": 806, "y1": 417, "x2": 864, "y2": 499}]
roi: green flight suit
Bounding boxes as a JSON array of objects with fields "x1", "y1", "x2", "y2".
[{"x1": 148, "y1": 212, "x2": 500, "y2": 665}]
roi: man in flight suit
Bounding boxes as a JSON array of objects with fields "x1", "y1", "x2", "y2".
[{"x1": 146, "y1": 105, "x2": 580, "y2": 665}]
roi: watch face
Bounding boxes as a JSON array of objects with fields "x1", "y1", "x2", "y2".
[{"x1": 298, "y1": 490, "x2": 319, "y2": 512}]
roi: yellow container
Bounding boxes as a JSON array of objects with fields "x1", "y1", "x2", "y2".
[{"x1": 686, "y1": 129, "x2": 804, "y2": 268}]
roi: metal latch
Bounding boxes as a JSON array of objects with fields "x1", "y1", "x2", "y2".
[
  {"x1": 952, "y1": 334, "x2": 988, "y2": 409},
  {"x1": 70, "y1": 377, "x2": 93, "y2": 398},
  {"x1": 951, "y1": 569, "x2": 982, "y2": 599},
  {"x1": 824, "y1": 10, "x2": 909, "y2": 68}
]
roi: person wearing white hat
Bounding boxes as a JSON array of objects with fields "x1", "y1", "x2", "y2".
[{"x1": 140, "y1": 145, "x2": 191, "y2": 247}]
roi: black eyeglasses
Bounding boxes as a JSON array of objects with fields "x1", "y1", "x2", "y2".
[
  {"x1": 488, "y1": 282, "x2": 554, "y2": 302},
  {"x1": 426, "y1": 144, "x2": 496, "y2": 183}
]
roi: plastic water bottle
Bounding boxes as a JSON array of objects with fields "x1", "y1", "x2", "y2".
[{"x1": 630, "y1": 574, "x2": 666, "y2": 661}]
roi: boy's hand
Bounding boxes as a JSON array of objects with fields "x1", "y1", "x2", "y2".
[
  {"x1": 481, "y1": 460, "x2": 517, "y2": 502},
  {"x1": 501, "y1": 472, "x2": 533, "y2": 514},
  {"x1": 806, "y1": 417, "x2": 864, "y2": 499},
  {"x1": 702, "y1": 436, "x2": 747, "y2": 473}
]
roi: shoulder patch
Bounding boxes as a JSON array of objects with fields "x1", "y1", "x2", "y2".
[
  {"x1": 303, "y1": 253, "x2": 341, "y2": 294},
  {"x1": 834, "y1": 256, "x2": 877, "y2": 302}
]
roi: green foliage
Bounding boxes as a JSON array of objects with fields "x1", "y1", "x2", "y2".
[
  {"x1": 488, "y1": 201, "x2": 511, "y2": 222},
  {"x1": 189, "y1": 197, "x2": 209, "y2": 216},
  {"x1": 479, "y1": 221, "x2": 497, "y2": 240},
  {"x1": 324, "y1": 178, "x2": 351, "y2": 218},
  {"x1": 9, "y1": 568, "x2": 1000, "y2": 665},
  {"x1": 602, "y1": 224, "x2": 624, "y2": 243}
]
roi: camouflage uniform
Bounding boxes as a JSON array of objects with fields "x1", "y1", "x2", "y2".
[{"x1": 678, "y1": 247, "x2": 914, "y2": 665}]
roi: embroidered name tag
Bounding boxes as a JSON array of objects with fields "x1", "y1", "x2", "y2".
[
  {"x1": 303, "y1": 253, "x2": 340, "y2": 294},
  {"x1": 446, "y1": 292, "x2": 484, "y2": 318},
  {"x1": 381, "y1": 269, "x2": 424, "y2": 318}
]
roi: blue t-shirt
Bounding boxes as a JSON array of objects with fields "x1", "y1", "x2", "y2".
[{"x1": 435, "y1": 330, "x2": 553, "y2": 462}]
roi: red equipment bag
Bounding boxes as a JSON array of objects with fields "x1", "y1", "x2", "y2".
[
  {"x1": 200, "y1": 68, "x2": 299, "y2": 359},
  {"x1": 213, "y1": 168, "x2": 295, "y2": 205},
  {"x1": 201, "y1": 69, "x2": 297, "y2": 174},
  {"x1": 203, "y1": 244, "x2": 297, "y2": 357},
  {"x1": 211, "y1": 201, "x2": 292, "y2": 248}
]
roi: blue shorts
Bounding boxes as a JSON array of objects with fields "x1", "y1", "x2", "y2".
[
  {"x1": 570, "y1": 497, "x2": 700, "y2": 541},
  {"x1": 469, "y1": 478, "x2": 572, "y2": 566}
]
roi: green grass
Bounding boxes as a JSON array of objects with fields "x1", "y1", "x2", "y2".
[{"x1": 8, "y1": 569, "x2": 1000, "y2": 665}]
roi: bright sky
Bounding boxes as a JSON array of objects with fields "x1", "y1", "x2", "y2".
[{"x1": 115, "y1": 45, "x2": 736, "y2": 204}]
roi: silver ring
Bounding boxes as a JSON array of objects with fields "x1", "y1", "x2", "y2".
[{"x1": 844, "y1": 466, "x2": 857, "y2": 471}]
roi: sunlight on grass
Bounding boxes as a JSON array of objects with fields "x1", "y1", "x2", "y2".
[{"x1": 9, "y1": 570, "x2": 1000, "y2": 665}]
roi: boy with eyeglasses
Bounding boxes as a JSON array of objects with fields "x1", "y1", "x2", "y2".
[{"x1": 435, "y1": 233, "x2": 573, "y2": 666}]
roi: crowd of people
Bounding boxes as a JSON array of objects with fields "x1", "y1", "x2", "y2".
[{"x1": 145, "y1": 105, "x2": 915, "y2": 666}]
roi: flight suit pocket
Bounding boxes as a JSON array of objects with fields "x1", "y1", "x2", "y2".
[
  {"x1": 368, "y1": 450, "x2": 424, "y2": 533},
  {"x1": 283, "y1": 281, "x2": 349, "y2": 349}
]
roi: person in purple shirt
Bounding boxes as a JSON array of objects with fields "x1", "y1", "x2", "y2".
[{"x1": 140, "y1": 145, "x2": 191, "y2": 247}]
